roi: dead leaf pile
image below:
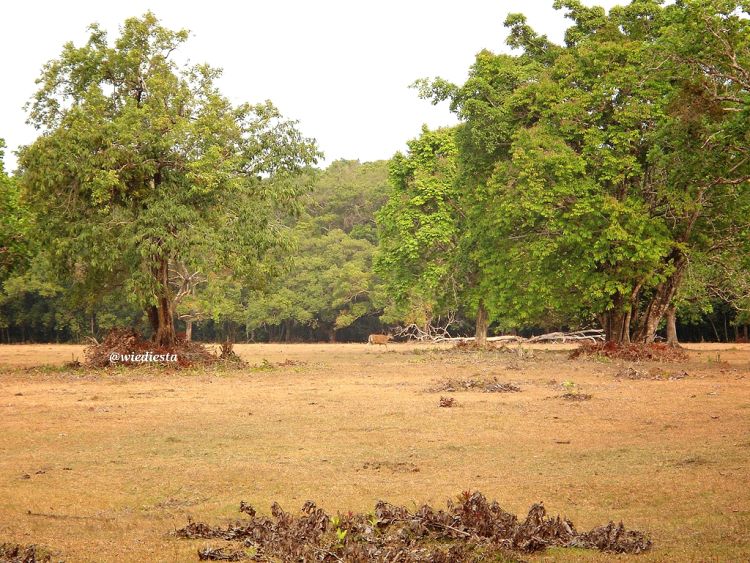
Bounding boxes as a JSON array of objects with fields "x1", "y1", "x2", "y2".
[
  {"x1": 439, "y1": 396, "x2": 457, "y2": 407},
  {"x1": 175, "y1": 491, "x2": 652, "y2": 561},
  {"x1": 0, "y1": 542, "x2": 54, "y2": 563},
  {"x1": 84, "y1": 328, "x2": 220, "y2": 367}
]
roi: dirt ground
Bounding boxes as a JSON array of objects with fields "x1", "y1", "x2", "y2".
[{"x1": 0, "y1": 342, "x2": 748, "y2": 562}]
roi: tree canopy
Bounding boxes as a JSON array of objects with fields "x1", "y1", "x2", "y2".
[
  {"x1": 2, "y1": 2, "x2": 749, "y2": 345},
  {"x1": 414, "y1": 0, "x2": 750, "y2": 344},
  {"x1": 18, "y1": 12, "x2": 320, "y2": 346}
]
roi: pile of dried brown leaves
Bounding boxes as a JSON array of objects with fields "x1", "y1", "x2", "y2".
[
  {"x1": 84, "y1": 328, "x2": 221, "y2": 368},
  {"x1": 0, "y1": 542, "x2": 54, "y2": 563},
  {"x1": 175, "y1": 491, "x2": 651, "y2": 561}
]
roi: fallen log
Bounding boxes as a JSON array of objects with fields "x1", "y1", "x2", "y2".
[
  {"x1": 528, "y1": 329, "x2": 604, "y2": 343},
  {"x1": 437, "y1": 330, "x2": 603, "y2": 344}
]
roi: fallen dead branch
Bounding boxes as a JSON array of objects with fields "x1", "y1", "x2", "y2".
[
  {"x1": 392, "y1": 313, "x2": 457, "y2": 342},
  {"x1": 528, "y1": 329, "x2": 604, "y2": 343},
  {"x1": 174, "y1": 491, "x2": 652, "y2": 561},
  {"x1": 441, "y1": 329, "x2": 604, "y2": 345}
]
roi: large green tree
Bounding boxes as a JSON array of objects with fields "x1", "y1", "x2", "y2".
[
  {"x1": 243, "y1": 160, "x2": 389, "y2": 342},
  {"x1": 375, "y1": 126, "x2": 490, "y2": 341},
  {"x1": 418, "y1": 0, "x2": 750, "y2": 344},
  {"x1": 0, "y1": 140, "x2": 26, "y2": 286},
  {"x1": 19, "y1": 13, "x2": 320, "y2": 346}
]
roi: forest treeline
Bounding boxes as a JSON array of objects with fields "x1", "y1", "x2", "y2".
[{"x1": 1, "y1": 1, "x2": 749, "y2": 345}]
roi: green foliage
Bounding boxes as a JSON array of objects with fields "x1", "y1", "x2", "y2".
[
  {"x1": 375, "y1": 126, "x2": 468, "y2": 326},
  {"x1": 4, "y1": 2, "x2": 750, "y2": 344},
  {"x1": 18, "y1": 13, "x2": 319, "y2": 339},
  {"x1": 0, "y1": 140, "x2": 28, "y2": 285},
  {"x1": 415, "y1": 0, "x2": 750, "y2": 341},
  {"x1": 240, "y1": 160, "x2": 389, "y2": 339}
]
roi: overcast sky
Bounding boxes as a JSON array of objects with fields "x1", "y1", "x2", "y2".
[{"x1": 0, "y1": 0, "x2": 623, "y2": 172}]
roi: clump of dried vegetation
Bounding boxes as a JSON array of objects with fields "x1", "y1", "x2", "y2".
[
  {"x1": 452, "y1": 341, "x2": 535, "y2": 359},
  {"x1": 175, "y1": 491, "x2": 651, "y2": 561},
  {"x1": 616, "y1": 367, "x2": 689, "y2": 380},
  {"x1": 430, "y1": 377, "x2": 521, "y2": 394},
  {"x1": 218, "y1": 341, "x2": 244, "y2": 364},
  {"x1": 439, "y1": 396, "x2": 457, "y2": 407},
  {"x1": 559, "y1": 392, "x2": 593, "y2": 401},
  {"x1": 0, "y1": 542, "x2": 54, "y2": 563},
  {"x1": 556, "y1": 380, "x2": 592, "y2": 401},
  {"x1": 570, "y1": 342, "x2": 688, "y2": 362},
  {"x1": 84, "y1": 328, "x2": 239, "y2": 368}
]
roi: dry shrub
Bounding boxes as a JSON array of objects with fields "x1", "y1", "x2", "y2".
[
  {"x1": 559, "y1": 392, "x2": 592, "y2": 401},
  {"x1": 439, "y1": 396, "x2": 457, "y2": 408},
  {"x1": 0, "y1": 543, "x2": 53, "y2": 563},
  {"x1": 431, "y1": 377, "x2": 520, "y2": 393},
  {"x1": 570, "y1": 341, "x2": 688, "y2": 362},
  {"x1": 84, "y1": 328, "x2": 219, "y2": 368},
  {"x1": 219, "y1": 341, "x2": 244, "y2": 364},
  {"x1": 174, "y1": 491, "x2": 652, "y2": 561}
]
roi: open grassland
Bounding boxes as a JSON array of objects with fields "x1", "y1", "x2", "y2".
[{"x1": 0, "y1": 342, "x2": 749, "y2": 561}]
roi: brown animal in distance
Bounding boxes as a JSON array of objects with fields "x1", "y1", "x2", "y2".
[{"x1": 368, "y1": 334, "x2": 393, "y2": 348}]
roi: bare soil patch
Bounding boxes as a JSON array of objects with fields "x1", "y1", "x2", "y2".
[{"x1": 0, "y1": 342, "x2": 748, "y2": 561}]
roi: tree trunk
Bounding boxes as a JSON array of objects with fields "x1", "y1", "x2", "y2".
[
  {"x1": 601, "y1": 292, "x2": 630, "y2": 344},
  {"x1": 151, "y1": 257, "x2": 176, "y2": 347},
  {"x1": 632, "y1": 250, "x2": 686, "y2": 343},
  {"x1": 285, "y1": 319, "x2": 293, "y2": 343},
  {"x1": 708, "y1": 316, "x2": 721, "y2": 342},
  {"x1": 329, "y1": 326, "x2": 337, "y2": 343},
  {"x1": 185, "y1": 318, "x2": 193, "y2": 342},
  {"x1": 666, "y1": 305, "x2": 678, "y2": 345},
  {"x1": 723, "y1": 312, "x2": 729, "y2": 343},
  {"x1": 603, "y1": 309, "x2": 630, "y2": 344},
  {"x1": 475, "y1": 300, "x2": 488, "y2": 346}
]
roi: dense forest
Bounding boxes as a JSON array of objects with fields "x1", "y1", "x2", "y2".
[{"x1": 1, "y1": 0, "x2": 749, "y2": 344}]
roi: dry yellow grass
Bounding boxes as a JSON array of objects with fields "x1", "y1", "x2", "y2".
[{"x1": 1, "y1": 342, "x2": 749, "y2": 562}]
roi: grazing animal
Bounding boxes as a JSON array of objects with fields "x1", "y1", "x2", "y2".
[{"x1": 368, "y1": 334, "x2": 393, "y2": 347}]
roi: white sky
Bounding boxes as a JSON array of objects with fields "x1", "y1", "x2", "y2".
[{"x1": 0, "y1": 0, "x2": 623, "y2": 173}]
